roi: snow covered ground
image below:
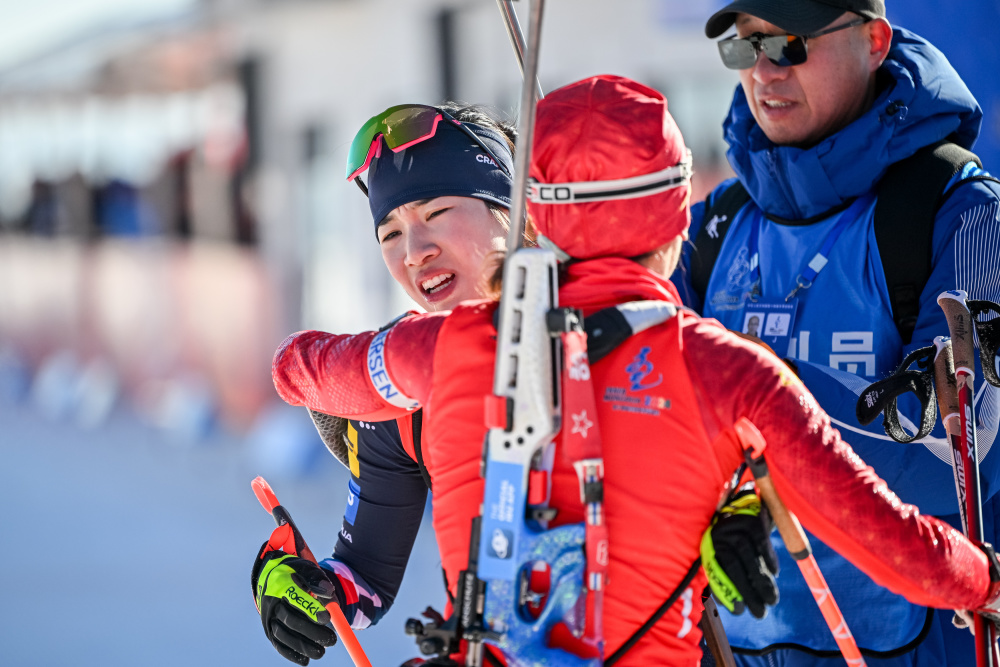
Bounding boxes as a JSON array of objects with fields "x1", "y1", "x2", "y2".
[{"x1": 0, "y1": 399, "x2": 444, "y2": 667}]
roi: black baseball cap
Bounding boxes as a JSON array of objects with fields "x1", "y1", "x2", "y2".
[{"x1": 705, "y1": 0, "x2": 886, "y2": 38}]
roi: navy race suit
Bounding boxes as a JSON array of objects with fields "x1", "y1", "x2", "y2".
[
  {"x1": 316, "y1": 417, "x2": 429, "y2": 629},
  {"x1": 674, "y1": 27, "x2": 1000, "y2": 666}
]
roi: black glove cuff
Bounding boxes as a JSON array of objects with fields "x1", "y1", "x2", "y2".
[{"x1": 980, "y1": 542, "x2": 1000, "y2": 583}]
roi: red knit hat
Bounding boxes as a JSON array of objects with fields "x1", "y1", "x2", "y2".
[{"x1": 528, "y1": 75, "x2": 691, "y2": 260}]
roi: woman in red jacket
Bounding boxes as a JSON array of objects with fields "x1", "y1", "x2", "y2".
[
  {"x1": 251, "y1": 103, "x2": 526, "y2": 666},
  {"x1": 269, "y1": 75, "x2": 1000, "y2": 665}
]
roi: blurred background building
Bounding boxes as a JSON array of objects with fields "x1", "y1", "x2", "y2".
[
  {"x1": 0, "y1": 0, "x2": 997, "y2": 664},
  {"x1": 1, "y1": 0, "x2": 996, "y2": 434},
  {"x1": 0, "y1": 0, "x2": 745, "y2": 435}
]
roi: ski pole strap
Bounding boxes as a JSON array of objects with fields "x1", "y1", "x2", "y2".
[
  {"x1": 855, "y1": 344, "x2": 937, "y2": 443},
  {"x1": 264, "y1": 522, "x2": 298, "y2": 557},
  {"x1": 969, "y1": 299, "x2": 1000, "y2": 388}
]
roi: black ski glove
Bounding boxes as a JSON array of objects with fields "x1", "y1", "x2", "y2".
[
  {"x1": 956, "y1": 543, "x2": 1000, "y2": 635},
  {"x1": 251, "y1": 542, "x2": 341, "y2": 665},
  {"x1": 700, "y1": 488, "x2": 780, "y2": 619}
]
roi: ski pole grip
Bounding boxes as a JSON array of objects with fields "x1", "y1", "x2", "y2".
[
  {"x1": 938, "y1": 290, "x2": 976, "y2": 383},
  {"x1": 252, "y1": 476, "x2": 280, "y2": 513},
  {"x1": 754, "y1": 472, "x2": 811, "y2": 561},
  {"x1": 932, "y1": 337, "x2": 961, "y2": 434},
  {"x1": 733, "y1": 419, "x2": 811, "y2": 560},
  {"x1": 251, "y1": 477, "x2": 374, "y2": 667}
]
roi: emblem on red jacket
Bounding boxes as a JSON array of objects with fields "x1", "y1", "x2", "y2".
[{"x1": 626, "y1": 347, "x2": 663, "y2": 391}]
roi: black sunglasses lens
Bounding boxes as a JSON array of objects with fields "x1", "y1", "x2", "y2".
[
  {"x1": 718, "y1": 33, "x2": 809, "y2": 70},
  {"x1": 761, "y1": 34, "x2": 807, "y2": 66},
  {"x1": 719, "y1": 38, "x2": 757, "y2": 69}
]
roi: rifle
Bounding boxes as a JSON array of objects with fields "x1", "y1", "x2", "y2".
[
  {"x1": 471, "y1": 1, "x2": 607, "y2": 663},
  {"x1": 488, "y1": 3, "x2": 737, "y2": 664}
]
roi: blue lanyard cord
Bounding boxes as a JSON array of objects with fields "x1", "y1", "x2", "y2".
[{"x1": 747, "y1": 196, "x2": 872, "y2": 302}]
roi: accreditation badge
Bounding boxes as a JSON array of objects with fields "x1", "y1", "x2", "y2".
[{"x1": 741, "y1": 298, "x2": 799, "y2": 357}]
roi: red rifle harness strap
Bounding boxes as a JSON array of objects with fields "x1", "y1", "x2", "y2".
[{"x1": 560, "y1": 325, "x2": 608, "y2": 647}]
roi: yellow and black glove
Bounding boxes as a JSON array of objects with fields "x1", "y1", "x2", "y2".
[
  {"x1": 251, "y1": 543, "x2": 341, "y2": 665},
  {"x1": 700, "y1": 488, "x2": 779, "y2": 619}
]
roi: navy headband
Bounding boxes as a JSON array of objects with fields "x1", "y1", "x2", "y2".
[{"x1": 368, "y1": 121, "x2": 514, "y2": 230}]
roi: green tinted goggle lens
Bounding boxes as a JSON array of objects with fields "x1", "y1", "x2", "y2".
[{"x1": 345, "y1": 105, "x2": 443, "y2": 180}]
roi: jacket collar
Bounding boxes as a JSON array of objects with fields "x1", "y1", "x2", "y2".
[{"x1": 558, "y1": 257, "x2": 681, "y2": 315}]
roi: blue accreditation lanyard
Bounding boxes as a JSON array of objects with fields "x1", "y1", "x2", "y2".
[{"x1": 747, "y1": 196, "x2": 872, "y2": 302}]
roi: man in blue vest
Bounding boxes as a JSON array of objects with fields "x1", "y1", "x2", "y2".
[{"x1": 676, "y1": 0, "x2": 1000, "y2": 664}]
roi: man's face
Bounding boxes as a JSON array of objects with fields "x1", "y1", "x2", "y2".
[{"x1": 734, "y1": 12, "x2": 879, "y2": 148}]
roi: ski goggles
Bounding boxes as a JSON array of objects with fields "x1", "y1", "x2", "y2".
[
  {"x1": 346, "y1": 104, "x2": 513, "y2": 183},
  {"x1": 717, "y1": 17, "x2": 869, "y2": 70}
]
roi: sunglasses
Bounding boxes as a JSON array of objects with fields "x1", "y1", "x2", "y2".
[
  {"x1": 718, "y1": 17, "x2": 869, "y2": 70},
  {"x1": 346, "y1": 104, "x2": 512, "y2": 195}
]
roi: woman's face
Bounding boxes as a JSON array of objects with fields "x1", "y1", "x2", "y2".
[{"x1": 377, "y1": 196, "x2": 508, "y2": 312}]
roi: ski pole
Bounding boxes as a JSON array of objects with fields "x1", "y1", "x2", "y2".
[
  {"x1": 251, "y1": 476, "x2": 374, "y2": 667},
  {"x1": 931, "y1": 336, "x2": 1000, "y2": 666},
  {"x1": 732, "y1": 419, "x2": 867, "y2": 667},
  {"x1": 937, "y1": 291, "x2": 1000, "y2": 667},
  {"x1": 932, "y1": 338, "x2": 971, "y2": 535},
  {"x1": 700, "y1": 595, "x2": 737, "y2": 667},
  {"x1": 494, "y1": 0, "x2": 544, "y2": 100},
  {"x1": 502, "y1": 0, "x2": 544, "y2": 255}
]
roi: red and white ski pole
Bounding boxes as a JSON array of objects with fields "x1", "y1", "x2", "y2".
[
  {"x1": 932, "y1": 338, "x2": 972, "y2": 536},
  {"x1": 732, "y1": 418, "x2": 867, "y2": 667},
  {"x1": 937, "y1": 290, "x2": 1000, "y2": 667},
  {"x1": 251, "y1": 476, "x2": 374, "y2": 667}
]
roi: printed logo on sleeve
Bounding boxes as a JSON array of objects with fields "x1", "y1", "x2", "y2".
[
  {"x1": 367, "y1": 329, "x2": 420, "y2": 410},
  {"x1": 345, "y1": 479, "x2": 361, "y2": 525}
]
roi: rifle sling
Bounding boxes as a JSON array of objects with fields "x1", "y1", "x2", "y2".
[{"x1": 604, "y1": 558, "x2": 703, "y2": 664}]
